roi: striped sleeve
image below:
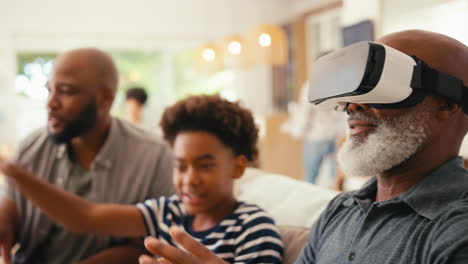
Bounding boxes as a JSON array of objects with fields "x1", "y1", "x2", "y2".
[
  {"x1": 233, "y1": 206, "x2": 284, "y2": 264},
  {"x1": 136, "y1": 195, "x2": 183, "y2": 242}
]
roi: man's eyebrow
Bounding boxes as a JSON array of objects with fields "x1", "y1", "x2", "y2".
[
  {"x1": 55, "y1": 82, "x2": 80, "y2": 89},
  {"x1": 47, "y1": 80, "x2": 81, "y2": 89}
]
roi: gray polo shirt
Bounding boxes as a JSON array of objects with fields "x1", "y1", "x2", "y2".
[
  {"x1": 297, "y1": 157, "x2": 468, "y2": 264},
  {"x1": 3, "y1": 118, "x2": 175, "y2": 264}
]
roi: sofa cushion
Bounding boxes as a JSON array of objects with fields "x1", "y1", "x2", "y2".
[
  {"x1": 278, "y1": 225, "x2": 310, "y2": 264},
  {"x1": 235, "y1": 168, "x2": 338, "y2": 227}
]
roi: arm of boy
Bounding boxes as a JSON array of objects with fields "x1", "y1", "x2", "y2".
[{"x1": 0, "y1": 157, "x2": 146, "y2": 237}]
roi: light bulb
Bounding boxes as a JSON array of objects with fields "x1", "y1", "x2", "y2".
[
  {"x1": 258, "y1": 33, "x2": 272, "y2": 47},
  {"x1": 228, "y1": 41, "x2": 242, "y2": 55},
  {"x1": 202, "y1": 48, "x2": 216, "y2": 62}
]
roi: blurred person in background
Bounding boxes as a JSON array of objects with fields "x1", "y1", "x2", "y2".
[
  {"x1": 125, "y1": 87, "x2": 148, "y2": 126},
  {"x1": 283, "y1": 81, "x2": 346, "y2": 187}
]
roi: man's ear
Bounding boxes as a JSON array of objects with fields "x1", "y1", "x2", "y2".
[
  {"x1": 98, "y1": 87, "x2": 115, "y2": 111},
  {"x1": 233, "y1": 155, "x2": 248, "y2": 179},
  {"x1": 437, "y1": 100, "x2": 461, "y2": 120}
]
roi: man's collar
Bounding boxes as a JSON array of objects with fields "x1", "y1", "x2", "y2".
[
  {"x1": 352, "y1": 177, "x2": 377, "y2": 211},
  {"x1": 401, "y1": 157, "x2": 468, "y2": 220},
  {"x1": 352, "y1": 157, "x2": 468, "y2": 220}
]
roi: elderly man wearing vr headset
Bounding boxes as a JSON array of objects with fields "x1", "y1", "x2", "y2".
[{"x1": 113, "y1": 29, "x2": 468, "y2": 264}]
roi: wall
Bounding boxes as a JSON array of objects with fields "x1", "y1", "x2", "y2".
[
  {"x1": 290, "y1": 0, "x2": 339, "y2": 17},
  {"x1": 381, "y1": 0, "x2": 468, "y2": 43},
  {"x1": 342, "y1": 0, "x2": 380, "y2": 28},
  {"x1": 259, "y1": 112, "x2": 305, "y2": 180},
  {"x1": 0, "y1": 14, "x2": 17, "y2": 145}
]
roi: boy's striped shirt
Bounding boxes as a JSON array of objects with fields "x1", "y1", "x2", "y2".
[{"x1": 137, "y1": 195, "x2": 283, "y2": 264}]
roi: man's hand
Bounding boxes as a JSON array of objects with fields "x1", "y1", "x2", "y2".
[
  {"x1": 139, "y1": 226, "x2": 228, "y2": 264},
  {"x1": 0, "y1": 155, "x2": 9, "y2": 174}
]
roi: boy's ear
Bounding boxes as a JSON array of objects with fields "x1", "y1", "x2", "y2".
[{"x1": 233, "y1": 155, "x2": 248, "y2": 179}]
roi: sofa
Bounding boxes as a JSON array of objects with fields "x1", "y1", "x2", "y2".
[{"x1": 235, "y1": 168, "x2": 338, "y2": 264}]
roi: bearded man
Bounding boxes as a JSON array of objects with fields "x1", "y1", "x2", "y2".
[
  {"x1": 296, "y1": 29, "x2": 468, "y2": 264},
  {"x1": 0, "y1": 48, "x2": 175, "y2": 264}
]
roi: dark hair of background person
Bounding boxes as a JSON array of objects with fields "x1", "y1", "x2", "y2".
[
  {"x1": 125, "y1": 87, "x2": 148, "y2": 105},
  {"x1": 160, "y1": 94, "x2": 259, "y2": 162}
]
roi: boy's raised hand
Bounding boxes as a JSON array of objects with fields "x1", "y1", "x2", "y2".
[
  {"x1": 139, "y1": 226, "x2": 229, "y2": 264},
  {"x1": 0, "y1": 156, "x2": 25, "y2": 180},
  {"x1": 0, "y1": 156, "x2": 12, "y2": 176}
]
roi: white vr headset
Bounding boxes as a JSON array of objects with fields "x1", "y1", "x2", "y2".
[{"x1": 309, "y1": 41, "x2": 468, "y2": 113}]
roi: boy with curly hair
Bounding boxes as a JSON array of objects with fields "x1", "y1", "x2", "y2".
[{"x1": 0, "y1": 95, "x2": 284, "y2": 264}]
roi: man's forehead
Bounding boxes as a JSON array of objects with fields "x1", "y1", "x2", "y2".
[
  {"x1": 51, "y1": 55, "x2": 97, "y2": 81},
  {"x1": 377, "y1": 30, "x2": 468, "y2": 86},
  {"x1": 54, "y1": 53, "x2": 90, "y2": 71}
]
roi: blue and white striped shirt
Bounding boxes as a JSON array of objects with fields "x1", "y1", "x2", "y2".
[{"x1": 137, "y1": 195, "x2": 283, "y2": 264}]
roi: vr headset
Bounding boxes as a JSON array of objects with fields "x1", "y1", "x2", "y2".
[{"x1": 309, "y1": 41, "x2": 468, "y2": 113}]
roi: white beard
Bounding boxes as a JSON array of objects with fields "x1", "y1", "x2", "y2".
[{"x1": 337, "y1": 108, "x2": 430, "y2": 177}]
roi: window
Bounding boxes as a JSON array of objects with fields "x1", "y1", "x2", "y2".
[{"x1": 15, "y1": 53, "x2": 55, "y2": 101}]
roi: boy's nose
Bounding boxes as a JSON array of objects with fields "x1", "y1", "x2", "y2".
[{"x1": 184, "y1": 169, "x2": 201, "y2": 186}]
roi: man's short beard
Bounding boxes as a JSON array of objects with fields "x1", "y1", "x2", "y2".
[
  {"x1": 48, "y1": 99, "x2": 99, "y2": 144},
  {"x1": 337, "y1": 107, "x2": 430, "y2": 177}
]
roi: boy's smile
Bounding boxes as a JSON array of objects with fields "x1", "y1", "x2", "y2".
[{"x1": 181, "y1": 191, "x2": 205, "y2": 206}]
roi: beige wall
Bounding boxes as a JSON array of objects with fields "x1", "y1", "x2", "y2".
[{"x1": 259, "y1": 112, "x2": 304, "y2": 180}]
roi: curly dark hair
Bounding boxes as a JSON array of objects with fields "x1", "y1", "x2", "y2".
[
  {"x1": 125, "y1": 87, "x2": 148, "y2": 105},
  {"x1": 160, "y1": 95, "x2": 259, "y2": 162}
]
